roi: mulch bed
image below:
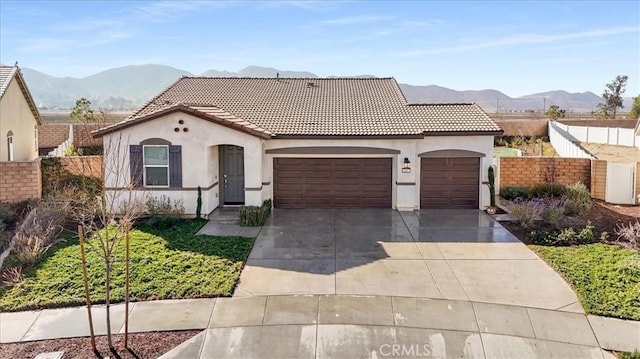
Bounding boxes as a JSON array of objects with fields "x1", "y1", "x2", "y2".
[
  {"x1": 0, "y1": 330, "x2": 200, "y2": 359},
  {"x1": 501, "y1": 200, "x2": 639, "y2": 246}
]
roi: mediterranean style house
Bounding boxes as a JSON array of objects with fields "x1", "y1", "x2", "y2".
[
  {"x1": 0, "y1": 65, "x2": 41, "y2": 162},
  {"x1": 93, "y1": 77, "x2": 502, "y2": 214}
]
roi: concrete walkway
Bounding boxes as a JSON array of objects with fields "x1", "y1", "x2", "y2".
[{"x1": 2, "y1": 296, "x2": 638, "y2": 358}]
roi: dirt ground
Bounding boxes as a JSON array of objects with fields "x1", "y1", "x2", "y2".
[
  {"x1": 0, "y1": 330, "x2": 199, "y2": 359},
  {"x1": 579, "y1": 142, "x2": 640, "y2": 163},
  {"x1": 502, "y1": 200, "x2": 639, "y2": 247}
]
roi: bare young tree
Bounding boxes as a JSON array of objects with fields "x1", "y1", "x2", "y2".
[{"x1": 66, "y1": 132, "x2": 148, "y2": 351}]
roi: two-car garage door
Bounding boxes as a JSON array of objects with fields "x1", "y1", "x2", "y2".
[
  {"x1": 272, "y1": 156, "x2": 480, "y2": 209},
  {"x1": 273, "y1": 158, "x2": 392, "y2": 208}
]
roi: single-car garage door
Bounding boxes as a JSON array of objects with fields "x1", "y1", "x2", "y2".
[
  {"x1": 421, "y1": 157, "x2": 480, "y2": 209},
  {"x1": 274, "y1": 158, "x2": 392, "y2": 208}
]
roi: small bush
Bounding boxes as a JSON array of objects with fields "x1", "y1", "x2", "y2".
[
  {"x1": 530, "y1": 183, "x2": 566, "y2": 198},
  {"x1": 510, "y1": 199, "x2": 544, "y2": 229},
  {"x1": 11, "y1": 200, "x2": 67, "y2": 266},
  {"x1": 615, "y1": 220, "x2": 640, "y2": 249},
  {"x1": 146, "y1": 195, "x2": 185, "y2": 216},
  {"x1": 541, "y1": 198, "x2": 565, "y2": 229},
  {"x1": 0, "y1": 267, "x2": 23, "y2": 288},
  {"x1": 0, "y1": 203, "x2": 17, "y2": 227},
  {"x1": 13, "y1": 235, "x2": 49, "y2": 266},
  {"x1": 563, "y1": 182, "x2": 592, "y2": 216},
  {"x1": 239, "y1": 199, "x2": 272, "y2": 227},
  {"x1": 500, "y1": 187, "x2": 531, "y2": 201},
  {"x1": 530, "y1": 222, "x2": 596, "y2": 246}
]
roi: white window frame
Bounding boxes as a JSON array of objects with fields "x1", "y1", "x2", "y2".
[
  {"x1": 34, "y1": 125, "x2": 38, "y2": 152},
  {"x1": 143, "y1": 145, "x2": 169, "y2": 187}
]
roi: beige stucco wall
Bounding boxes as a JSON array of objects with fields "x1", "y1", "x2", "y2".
[
  {"x1": 0, "y1": 77, "x2": 38, "y2": 161},
  {"x1": 103, "y1": 112, "x2": 262, "y2": 215},
  {"x1": 265, "y1": 136, "x2": 494, "y2": 211},
  {"x1": 103, "y1": 112, "x2": 495, "y2": 214}
]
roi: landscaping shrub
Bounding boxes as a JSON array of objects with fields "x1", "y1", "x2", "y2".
[
  {"x1": 615, "y1": 220, "x2": 640, "y2": 250},
  {"x1": 530, "y1": 182, "x2": 566, "y2": 198},
  {"x1": 0, "y1": 203, "x2": 17, "y2": 227},
  {"x1": 563, "y1": 182, "x2": 592, "y2": 216},
  {"x1": 239, "y1": 199, "x2": 272, "y2": 227},
  {"x1": 0, "y1": 267, "x2": 23, "y2": 288},
  {"x1": 529, "y1": 222, "x2": 597, "y2": 246},
  {"x1": 500, "y1": 186, "x2": 531, "y2": 201},
  {"x1": 540, "y1": 198, "x2": 565, "y2": 229},
  {"x1": 146, "y1": 195, "x2": 185, "y2": 217},
  {"x1": 510, "y1": 199, "x2": 544, "y2": 229},
  {"x1": 12, "y1": 200, "x2": 67, "y2": 266}
]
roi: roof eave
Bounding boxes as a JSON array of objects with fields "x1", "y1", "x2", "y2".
[
  {"x1": 271, "y1": 134, "x2": 425, "y2": 139},
  {"x1": 92, "y1": 104, "x2": 272, "y2": 139},
  {"x1": 422, "y1": 130, "x2": 504, "y2": 136}
]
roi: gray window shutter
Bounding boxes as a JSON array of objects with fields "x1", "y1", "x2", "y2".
[
  {"x1": 169, "y1": 145, "x2": 182, "y2": 188},
  {"x1": 129, "y1": 145, "x2": 143, "y2": 188}
]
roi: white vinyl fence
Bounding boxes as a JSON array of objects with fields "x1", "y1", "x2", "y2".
[
  {"x1": 555, "y1": 121, "x2": 640, "y2": 147},
  {"x1": 46, "y1": 124, "x2": 73, "y2": 157},
  {"x1": 548, "y1": 121, "x2": 594, "y2": 159}
]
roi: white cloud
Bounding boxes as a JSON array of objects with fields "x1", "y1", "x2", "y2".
[
  {"x1": 317, "y1": 14, "x2": 391, "y2": 25},
  {"x1": 395, "y1": 25, "x2": 639, "y2": 57}
]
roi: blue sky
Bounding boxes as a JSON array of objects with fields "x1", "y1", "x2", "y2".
[{"x1": 1, "y1": 0, "x2": 638, "y2": 97}]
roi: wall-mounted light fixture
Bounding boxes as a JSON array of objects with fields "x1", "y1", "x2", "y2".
[{"x1": 402, "y1": 157, "x2": 411, "y2": 173}]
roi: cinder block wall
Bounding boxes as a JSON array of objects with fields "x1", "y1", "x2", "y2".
[
  {"x1": 499, "y1": 157, "x2": 591, "y2": 190},
  {"x1": 0, "y1": 160, "x2": 42, "y2": 203},
  {"x1": 60, "y1": 155, "x2": 103, "y2": 180},
  {"x1": 590, "y1": 160, "x2": 607, "y2": 201}
]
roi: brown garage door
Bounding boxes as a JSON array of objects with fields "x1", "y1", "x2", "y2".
[
  {"x1": 421, "y1": 157, "x2": 480, "y2": 209},
  {"x1": 274, "y1": 158, "x2": 392, "y2": 208}
]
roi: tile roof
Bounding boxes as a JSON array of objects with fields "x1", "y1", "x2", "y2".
[
  {"x1": 94, "y1": 77, "x2": 501, "y2": 137},
  {"x1": 0, "y1": 65, "x2": 42, "y2": 124}
]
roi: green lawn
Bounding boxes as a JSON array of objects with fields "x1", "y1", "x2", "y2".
[
  {"x1": 493, "y1": 147, "x2": 519, "y2": 157},
  {"x1": 0, "y1": 220, "x2": 255, "y2": 312},
  {"x1": 530, "y1": 243, "x2": 640, "y2": 321}
]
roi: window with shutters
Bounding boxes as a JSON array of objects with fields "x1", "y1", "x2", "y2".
[
  {"x1": 130, "y1": 140, "x2": 181, "y2": 189},
  {"x1": 143, "y1": 145, "x2": 169, "y2": 187}
]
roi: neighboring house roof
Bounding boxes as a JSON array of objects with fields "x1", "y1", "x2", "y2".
[
  {"x1": 38, "y1": 123, "x2": 104, "y2": 149},
  {"x1": 94, "y1": 77, "x2": 501, "y2": 138},
  {"x1": 0, "y1": 65, "x2": 42, "y2": 125}
]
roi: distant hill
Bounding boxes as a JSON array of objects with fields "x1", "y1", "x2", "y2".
[{"x1": 18, "y1": 64, "x2": 632, "y2": 112}]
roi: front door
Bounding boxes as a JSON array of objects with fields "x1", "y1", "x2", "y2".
[{"x1": 222, "y1": 145, "x2": 245, "y2": 204}]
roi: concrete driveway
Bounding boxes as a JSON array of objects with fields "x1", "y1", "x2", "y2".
[{"x1": 234, "y1": 209, "x2": 581, "y2": 312}]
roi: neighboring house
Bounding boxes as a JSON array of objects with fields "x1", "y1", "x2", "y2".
[
  {"x1": 39, "y1": 123, "x2": 104, "y2": 156},
  {"x1": 0, "y1": 65, "x2": 41, "y2": 161},
  {"x1": 93, "y1": 77, "x2": 502, "y2": 214}
]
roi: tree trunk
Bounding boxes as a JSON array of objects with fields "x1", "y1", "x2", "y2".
[{"x1": 105, "y1": 257, "x2": 113, "y2": 350}]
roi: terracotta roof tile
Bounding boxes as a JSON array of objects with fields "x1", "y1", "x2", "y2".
[{"x1": 96, "y1": 77, "x2": 501, "y2": 137}]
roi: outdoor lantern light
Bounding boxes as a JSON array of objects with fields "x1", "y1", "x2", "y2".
[{"x1": 402, "y1": 157, "x2": 411, "y2": 173}]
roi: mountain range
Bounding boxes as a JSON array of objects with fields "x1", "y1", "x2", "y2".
[{"x1": 16, "y1": 64, "x2": 631, "y2": 112}]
